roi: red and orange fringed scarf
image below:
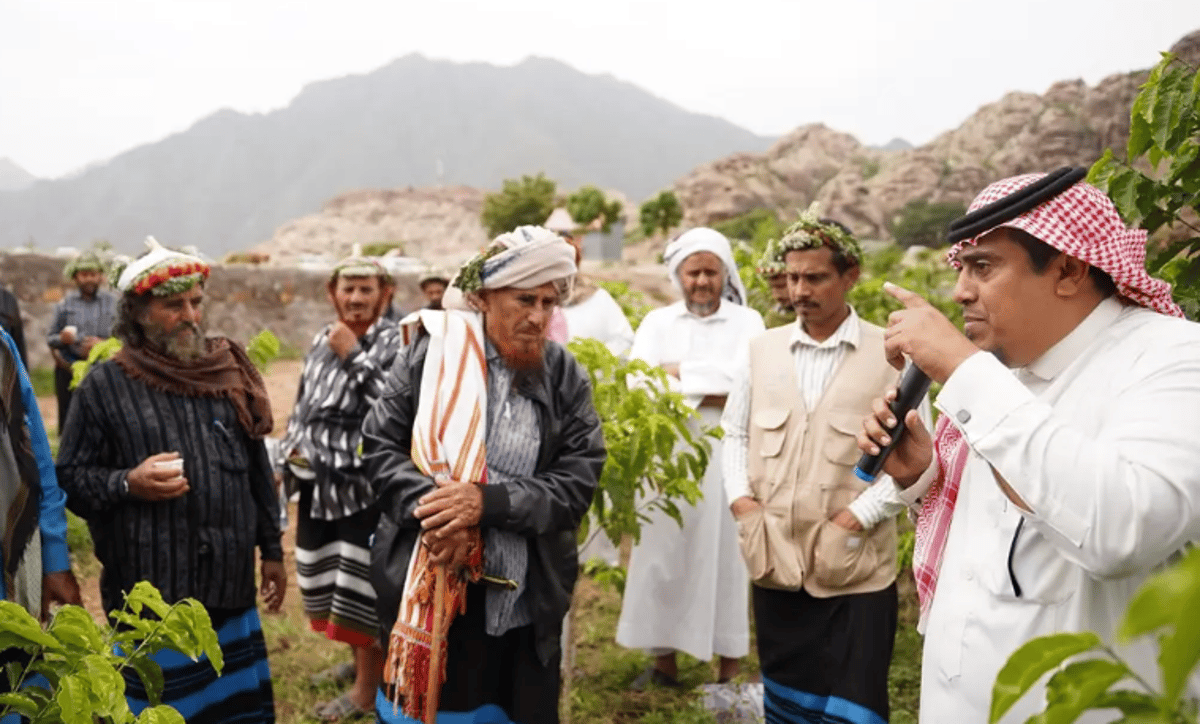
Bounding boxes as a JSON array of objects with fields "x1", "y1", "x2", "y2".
[{"x1": 385, "y1": 310, "x2": 489, "y2": 722}]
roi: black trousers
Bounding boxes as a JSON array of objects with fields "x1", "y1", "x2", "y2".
[
  {"x1": 54, "y1": 365, "x2": 73, "y2": 435},
  {"x1": 385, "y1": 583, "x2": 561, "y2": 724},
  {"x1": 752, "y1": 582, "x2": 897, "y2": 722}
]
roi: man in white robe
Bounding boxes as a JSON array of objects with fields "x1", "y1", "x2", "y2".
[
  {"x1": 860, "y1": 168, "x2": 1200, "y2": 722},
  {"x1": 616, "y1": 227, "x2": 764, "y2": 687}
]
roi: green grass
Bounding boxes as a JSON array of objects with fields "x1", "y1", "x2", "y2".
[
  {"x1": 30, "y1": 366, "x2": 55, "y2": 397},
  {"x1": 563, "y1": 573, "x2": 922, "y2": 723}
]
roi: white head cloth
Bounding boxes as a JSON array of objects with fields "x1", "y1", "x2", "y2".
[
  {"x1": 444, "y1": 225, "x2": 577, "y2": 310},
  {"x1": 116, "y1": 236, "x2": 210, "y2": 294},
  {"x1": 663, "y1": 227, "x2": 746, "y2": 306}
]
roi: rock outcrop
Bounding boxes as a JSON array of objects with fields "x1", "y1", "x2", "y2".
[{"x1": 673, "y1": 28, "x2": 1200, "y2": 239}]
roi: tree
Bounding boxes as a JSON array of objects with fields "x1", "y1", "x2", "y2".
[
  {"x1": 638, "y1": 191, "x2": 683, "y2": 239},
  {"x1": 1089, "y1": 50, "x2": 1200, "y2": 318},
  {"x1": 889, "y1": 199, "x2": 967, "y2": 248},
  {"x1": 480, "y1": 173, "x2": 558, "y2": 238},
  {"x1": 566, "y1": 186, "x2": 623, "y2": 234}
]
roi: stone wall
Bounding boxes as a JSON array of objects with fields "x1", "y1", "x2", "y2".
[{"x1": 0, "y1": 253, "x2": 426, "y2": 371}]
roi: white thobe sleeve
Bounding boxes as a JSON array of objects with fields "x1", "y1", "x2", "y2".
[
  {"x1": 937, "y1": 349, "x2": 1200, "y2": 579},
  {"x1": 720, "y1": 345, "x2": 753, "y2": 503},
  {"x1": 848, "y1": 396, "x2": 933, "y2": 528}
]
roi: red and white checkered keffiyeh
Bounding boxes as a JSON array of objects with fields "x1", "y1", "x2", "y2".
[
  {"x1": 946, "y1": 172, "x2": 1183, "y2": 318},
  {"x1": 914, "y1": 172, "x2": 1183, "y2": 627},
  {"x1": 913, "y1": 415, "x2": 969, "y2": 629}
]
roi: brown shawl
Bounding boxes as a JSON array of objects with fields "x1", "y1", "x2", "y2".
[{"x1": 114, "y1": 336, "x2": 274, "y2": 438}]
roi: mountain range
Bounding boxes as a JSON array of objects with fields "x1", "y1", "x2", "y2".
[
  {"x1": 0, "y1": 55, "x2": 772, "y2": 256},
  {"x1": 0, "y1": 159, "x2": 36, "y2": 192}
]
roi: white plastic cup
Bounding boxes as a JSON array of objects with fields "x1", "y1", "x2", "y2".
[{"x1": 154, "y1": 458, "x2": 184, "y2": 479}]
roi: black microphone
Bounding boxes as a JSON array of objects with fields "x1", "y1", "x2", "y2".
[{"x1": 853, "y1": 363, "x2": 931, "y2": 483}]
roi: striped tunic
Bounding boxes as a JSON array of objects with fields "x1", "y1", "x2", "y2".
[
  {"x1": 282, "y1": 318, "x2": 401, "y2": 519},
  {"x1": 56, "y1": 358, "x2": 284, "y2": 611}
]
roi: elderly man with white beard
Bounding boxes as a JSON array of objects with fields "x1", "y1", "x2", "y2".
[{"x1": 616, "y1": 227, "x2": 765, "y2": 688}]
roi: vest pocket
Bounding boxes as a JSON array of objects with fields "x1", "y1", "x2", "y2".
[
  {"x1": 810, "y1": 519, "x2": 879, "y2": 589},
  {"x1": 823, "y1": 410, "x2": 865, "y2": 466},
  {"x1": 737, "y1": 506, "x2": 805, "y2": 591},
  {"x1": 753, "y1": 408, "x2": 790, "y2": 458}
]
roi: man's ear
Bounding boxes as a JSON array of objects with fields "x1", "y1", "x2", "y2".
[
  {"x1": 1054, "y1": 255, "x2": 1091, "y2": 297},
  {"x1": 473, "y1": 290, "x2": 491, "y2": 314},
  {"x1": 844, "y1": 265, "x2": 861, "y2": 286}
]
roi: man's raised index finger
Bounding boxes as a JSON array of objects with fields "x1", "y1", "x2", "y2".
[{"x1": 883, "y1": 282, "x2": 930, "y2": 308}]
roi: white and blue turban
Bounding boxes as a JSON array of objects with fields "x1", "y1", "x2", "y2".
[{"x1": 663, "y1": 227, "x2": 747, "y2": 306}]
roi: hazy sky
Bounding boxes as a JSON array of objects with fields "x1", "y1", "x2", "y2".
[{"x1": 2, "y1": 0, "x2": 1197, "y2": 179}]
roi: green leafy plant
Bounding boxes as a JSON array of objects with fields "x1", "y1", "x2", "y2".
[
  {"x1": 1089, "y1": 51, "x2": 1200, "y2": 318},
  {"x1": 566, "y1": 186, "x2": 623, "y2": 234},
  {"x1": 69, "y1": 337, "x2": 123, "y2": 390},
  {"x1": 888, "y1": 199, "x2": 968, "y2": 249},
  {"x1": 990, "y1": 547, "x2": 1200, "y2": 723},
  {"x1": 595, "y1": 280, "x2": 653, "y2": 331},
  {"x1": 246, "y1": 329, "x2": 281, "y2": 373},
  {"x1": 481, "y1": 173, "x2": 558, "y2": 238},
  {"x1": 567, "y1": 338, "x2": 717, "y2": 592},
  {"x1": 638, "y1": 191, "x2": 683, "y2": 239},
  {"x1": 0, "y1": 581, "x2": 223, "y2": 723}
]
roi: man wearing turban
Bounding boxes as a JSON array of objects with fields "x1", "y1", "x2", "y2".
[
  {"x1": 57, "y1": 237, "x2": 284, "y2": 723},
  {"x1": 365, "y1": 226, "x2": 605, "y2": 724},
  {"x1": 616, "y1": 227, "x2": 764, "y2": 688},
  {"x1": 283, "y1": 248, "x2": 401, "y2": 720},
  {"x1": 860, "y1": 168, "x2": 1200, "y2": 721}
]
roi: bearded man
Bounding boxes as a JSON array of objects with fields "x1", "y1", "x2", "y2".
[
  {"x1": 47, "y1": 251, "x2": 116, "y2": 433},
  {"x1": 364, "y1": 226, "x2": 605, "y2": 724},
  {"x1": 859, "y1": 168, "x2": 1200, "y2": 721},
  {"x1": 616, "y1": 227, "x2": 765, "y2": 688},
  {"x1": 282, "y1": 251, "x2": 401, "y2": 720},
  {"x1": 57, "y1": 238, "x2": 285, "y2": 724}
]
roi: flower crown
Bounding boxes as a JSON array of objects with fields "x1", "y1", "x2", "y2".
[{"x1": 771, "y1": 203, "x2": 863, "y2": 266}]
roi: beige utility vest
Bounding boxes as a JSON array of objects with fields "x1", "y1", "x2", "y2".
[{"x1": 737, "y1": 322, "x2": 900, "y2": 597}]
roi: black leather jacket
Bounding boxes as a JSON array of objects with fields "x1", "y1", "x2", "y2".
[{"x1": 363, "y1": 332, "x2": 605, "y2": 665}]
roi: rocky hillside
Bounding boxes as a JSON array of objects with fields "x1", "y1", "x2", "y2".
[
  {"x1": 675, "y1": 29, "x2": 1200, "y2": 239},
  {"x1": 0, "y1": 55, "x2": 771, "y2": 257}
]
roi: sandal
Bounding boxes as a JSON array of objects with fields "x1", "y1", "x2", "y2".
[
  {"x1": 629, "y1": 664, "x2": 686, "y2": 691},
  {"x1": 309, "y1": 661, "x2": 356, "y2": 687},
  {"x1": 313, "y1": 693, "x2": 372, "y2": 722}
]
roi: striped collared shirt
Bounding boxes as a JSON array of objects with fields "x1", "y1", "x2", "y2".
[
  {"x1": 789, "y1": 306, "x2": 861, "y2": 411},
  {"x1": 47, "y1": 289, "x2": 117, "y2": 363}
]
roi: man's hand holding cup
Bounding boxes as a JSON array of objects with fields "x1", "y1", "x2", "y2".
[{"x1": 128, "y1": 452, "x2": 190, "y2": 501}]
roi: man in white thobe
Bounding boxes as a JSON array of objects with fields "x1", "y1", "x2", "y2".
[
  {"x1": 616, "y1": 227, "x2": 764, "y2": 687},
  {"x1": 860, "y1": 168, "x2": 1200, "y2": 722}
]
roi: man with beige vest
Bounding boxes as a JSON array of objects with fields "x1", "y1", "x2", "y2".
[{"x1": 721, "y1": 212, "x2": 909, "y2": 724}]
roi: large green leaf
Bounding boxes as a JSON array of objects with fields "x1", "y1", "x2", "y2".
[
  {"x1": 1031, "y1": 659, "x2": 1130, "y2": 724},
  {"x1": 136, "y1": 706, "x2": 187, "y2": 724},
  {"x1": 990, "y1": 632, "x2": 1102, "y2": 723}
]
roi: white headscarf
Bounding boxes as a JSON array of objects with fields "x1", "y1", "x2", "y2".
[
  {"x1": 443, "y1": 225, "x2": 577, "y2": 310},
  {"x1": 663, "y1": 227, "x2": 746, "y2": 306}
]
